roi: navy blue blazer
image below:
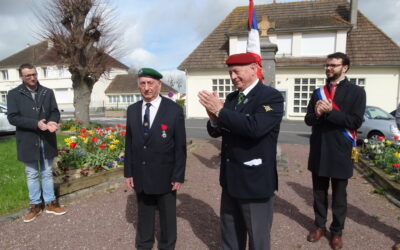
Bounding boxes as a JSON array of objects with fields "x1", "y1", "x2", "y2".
[
  {"x1": 124, "y1": 96, "x2": 187, "y2": 194},
  {"x1": 207, "y1": 82, "x2": 284, "y2": 199}
]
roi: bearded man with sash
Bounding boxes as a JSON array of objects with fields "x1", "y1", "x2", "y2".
[{"x1": 304, "y1": 52, "x2": 366, "y2": 250}]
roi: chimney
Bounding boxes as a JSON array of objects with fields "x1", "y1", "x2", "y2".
[{"x1": 350, "y1": 0, "x2": 358, "y2": 29}]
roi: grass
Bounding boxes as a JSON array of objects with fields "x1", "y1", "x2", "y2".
[{"x1": 0, "y1": 134, "x2": 68, "y2": 216}]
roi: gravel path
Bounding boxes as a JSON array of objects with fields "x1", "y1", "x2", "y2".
[{"x1": 1, "y1": 138, "x2": 399, "y2": 249}]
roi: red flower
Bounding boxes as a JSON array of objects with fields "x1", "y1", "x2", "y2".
[
  {"x1": 99, "y1": 131, "x2": 104, "y2": 136},
  {"x1": 393, "y1": 163, "x2": 400, "y2": 169},
  {"x1": 122, "y1": 125, "x2": 127, "y2": 129},
  {"x1": 95, "y1": 127, "x2": 100, "y2": 130},
  {"x1": 116, "y1": 124, "x2": 121, "y2": 128},
  {"x1": 76, "y1": 120, "x2": 81, "y2": 124},
  {"x1": 105, "y1": 127, "x2": 110, "y2": 131},
  {"x1": 377, "y1": 136, "x2": 385, "y2": 141},
  {"x1": 111, "y1": 129, "x2": 116, "y2": 132},
  {"x1": 161, "y1": 124, "x2": 168, "y2": 131},
  {"x1": 92, "y1": 137, "x2": 99, "y2": 143},
  {"x1": 99, "y1": 144, "x2": 106, "y2": 149},
  {"x1": 80, "y1": 133, "x2": 87, "y2": 138},
  {"x1": 120, "y1": 131, "x2": 126, "y2": 136},
  {"x1": 80, "y1": 128, "x2": 86, "y2": 133},
  {"x1": 394, "y1": 136, "x2": 399, "y2": 141},
  {"x1": 69, "y1": 142, "x2": 77, "y2": 149}
]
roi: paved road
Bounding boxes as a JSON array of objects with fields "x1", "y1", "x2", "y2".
[
  {"x1": 89, "y1": 117, "x2": 311, "y2": 144},
  {"x1": 2, "y1": 116, "x2": 311, "y2": 145},
  {"x1": 183, "y1": 118, "x2": 311, "y2": 145}
]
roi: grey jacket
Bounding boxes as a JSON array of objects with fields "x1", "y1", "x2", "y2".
[{"x1": 7, "y1": 83, "x2": 60, "y2": 162}]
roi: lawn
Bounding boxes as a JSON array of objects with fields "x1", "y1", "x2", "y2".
[{"x1": 0, "y1": 134, "x2": 68, "y2": 216}]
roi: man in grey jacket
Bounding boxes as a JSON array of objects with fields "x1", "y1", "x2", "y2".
[{"x1": 7, "y1": 63, "x2": 66, "y2": 222}]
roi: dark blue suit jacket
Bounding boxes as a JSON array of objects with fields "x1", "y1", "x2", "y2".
[
  {"x1": 124, "y1": 96, "x2": 187, "y2": 194},
  {"x1": 207, "y1": 82, "x2": 284, "y2": 199}
]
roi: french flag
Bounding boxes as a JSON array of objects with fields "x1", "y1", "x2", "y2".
[{"x1": 246, "y1": 0, "x2": 263, "y2": 81}]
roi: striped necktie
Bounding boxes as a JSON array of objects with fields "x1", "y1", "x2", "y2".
[{"x1": 143, "y1": 103, "x2": 151, "y2": 136}]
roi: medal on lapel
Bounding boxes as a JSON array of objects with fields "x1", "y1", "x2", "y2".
[{"x1": 161, "y1": 124, "x2": 168, "y2": 138}]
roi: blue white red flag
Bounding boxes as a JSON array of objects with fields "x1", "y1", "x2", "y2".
[{"x1": 246, "y1": 0, "x2": 263, "y2": 81}]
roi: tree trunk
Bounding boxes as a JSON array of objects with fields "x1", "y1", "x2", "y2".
[{"x1": 73, "y1": 78, "x2": 92, "y2": 126}]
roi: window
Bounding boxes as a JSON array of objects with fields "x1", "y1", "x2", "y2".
[
  {"x1": 1, "y1": 70, "x2": 8, "y2": 80},
  {"x1": 134, "y1": 94, "x2": 142, "y2": 102},
  {"x1": 212, "y1": 79, "x2": 233, "y2": 99},
  {"x1": 42, "y1": 67, "x2": 47, "y2": 78},
  {"x1": 277, "y1": 34, "x2": 292, "y2": 56},
  {"x1": 108, "y1": 95, "x2": 120, "y2": 103},
  {"x1": 301, "y1": 33, "x2": 336, "y2": 56},
  {"x1": 349, "y1": 78, "x2": 366, "y2": 88},
  {"x1": 121, "y1": 95, "x2": 134, "y2": 103},
  {"x1": 293, "y1": 78, "x2": 325, "y2": 114},
  {"x1": 0, "y1": 91, "x2": 7, "y2": 103}
]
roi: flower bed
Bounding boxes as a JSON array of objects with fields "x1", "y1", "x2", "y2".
[
  {"x1": 54, "y1": 121, "x2": 126, "y2": 183},
  {"x1": 360, "y1": 136, "x2": 400, "y2": 184}
]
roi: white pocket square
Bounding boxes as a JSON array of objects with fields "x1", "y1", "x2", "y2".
[{"x1": 244, "y1": 158, "x2": 262, "y2": 166}]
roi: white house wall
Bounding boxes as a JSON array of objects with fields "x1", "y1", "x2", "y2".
[
  {"x1": 186, "y1": 67, "x2": 400, "y2": 120},
  {"x1": 186, "y1": 69, "x2": 229, "y2": 118},
  {"x1": 0, "y1": 66, "x2": 128, "y2": 112}
]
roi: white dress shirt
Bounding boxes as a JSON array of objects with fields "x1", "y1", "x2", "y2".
[{"x1": 142, "y1": 95, "x2": 162, "y2": 128}]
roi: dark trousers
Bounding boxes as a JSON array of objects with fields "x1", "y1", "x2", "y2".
[
  {"x1": 312, "y1": 174, "x2": 348, "y2": 236},
  {"x1": 220, "y1": 190, "x2": 274, "y2": 250},
  {"x1": 135, "y1": 191, "x2": 177, "y2": 250}
]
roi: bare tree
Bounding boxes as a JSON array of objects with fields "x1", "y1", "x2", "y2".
[
  {"x1": 38, "y1": 0, "x2": 120, "y2": 126},
  {"x1": 163, "y1": 71, "x2": 185, "y2": 91}
]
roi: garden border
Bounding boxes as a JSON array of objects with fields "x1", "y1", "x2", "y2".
[{"x1": 355, "y1": 158, "x2": 400, "y2": 207}]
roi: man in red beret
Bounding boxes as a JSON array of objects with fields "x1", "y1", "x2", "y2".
[{"x1": 198, "y1": 52, "x2": 284, "y2": 250}]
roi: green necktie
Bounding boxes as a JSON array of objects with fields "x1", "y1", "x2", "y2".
[{"x1": 237, "y1": 92, "x2": 245, "y2": 105}]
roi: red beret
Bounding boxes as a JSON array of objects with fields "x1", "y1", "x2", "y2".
[{"x1": 225, "y1": 53, "x2": 258, "y2": 66}]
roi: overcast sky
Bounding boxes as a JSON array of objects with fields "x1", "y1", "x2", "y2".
[{"x1": 0, "y1": 0, "x2": 399, "y2": 73}]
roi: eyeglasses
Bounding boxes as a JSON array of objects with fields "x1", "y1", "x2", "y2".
[
  {"x1": 324, "y1": 64, "x2": 342, "y2": 68},
  {"x1": 22, "y1": 73, "x2": 37, "y2": 78}
]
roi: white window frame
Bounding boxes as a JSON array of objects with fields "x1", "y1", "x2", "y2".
[
  {"x1": 212, "y1": 79, "x2": 234, "y2": 99},
  {"x1": 1, "y1": 70, "x2": 8, "y2": 80},
  {"x1": 293, "y1": 78, "x2": 325, "y2": 114}
]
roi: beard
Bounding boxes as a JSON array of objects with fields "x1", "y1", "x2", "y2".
[{"x1": 326, "y1": 70, "x2": 342, "y2": 82}]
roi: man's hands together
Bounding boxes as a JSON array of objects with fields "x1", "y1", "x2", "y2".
[
  {"x1": 37, "y1": 119, "x2": 59, "y2": 132},
  {"x1": 315, "y1": 100, "x2": 333, "y2": 117}
]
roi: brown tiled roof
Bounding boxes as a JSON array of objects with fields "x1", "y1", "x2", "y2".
[
  {"x1": 105, "y1": 74, "x2": 178, "y2": 94},
  {"x1": 178, "y1": 0, "x2": 400, "y2": 70},
  {"x1": 0, "y1": 41, "x2": 129, "y2": 69}
]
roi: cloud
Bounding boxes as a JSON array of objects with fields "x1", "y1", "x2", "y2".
[{"x1": 123, "y1": 48, "x2": 157, "y2": 69}]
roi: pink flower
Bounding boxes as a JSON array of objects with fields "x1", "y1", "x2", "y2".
[{"x1": 116, "y1": 124, "x2": 121, "y2": 128}]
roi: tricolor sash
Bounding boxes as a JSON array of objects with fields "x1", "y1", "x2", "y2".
[{"x1": 316, "y1": 85, "x2": 357, "y2": 146}]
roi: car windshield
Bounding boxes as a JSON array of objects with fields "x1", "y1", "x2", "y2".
[{"x1": 365, "y1": 107, "x2": 394, "y2": 120}]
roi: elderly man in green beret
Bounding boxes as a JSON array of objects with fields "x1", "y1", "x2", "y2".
[{"x1": 124, "y1": 68, "x2": 187, "y2": 250}]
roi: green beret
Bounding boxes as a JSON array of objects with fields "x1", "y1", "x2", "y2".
[{"x1": 137, "y1": 68, "x2": 163, "y2": 80}]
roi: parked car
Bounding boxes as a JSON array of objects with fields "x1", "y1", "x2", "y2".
[
  {"x1": 357, "y1": 106, "x2": 399, "y2": 141},
  {"x1": 0, "y1": 104, "x2": 16, "y2": 134}
]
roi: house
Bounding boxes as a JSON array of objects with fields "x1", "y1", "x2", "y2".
[
  {"x1": 104, "y1": 74, "x2": 180, "y2": 110},
  {"x1": 178, "y1": 0, "x2": 400, "y2": 119},
  {"x1": 0, "y1": 40, "x2": 129, "y2": 112}
]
